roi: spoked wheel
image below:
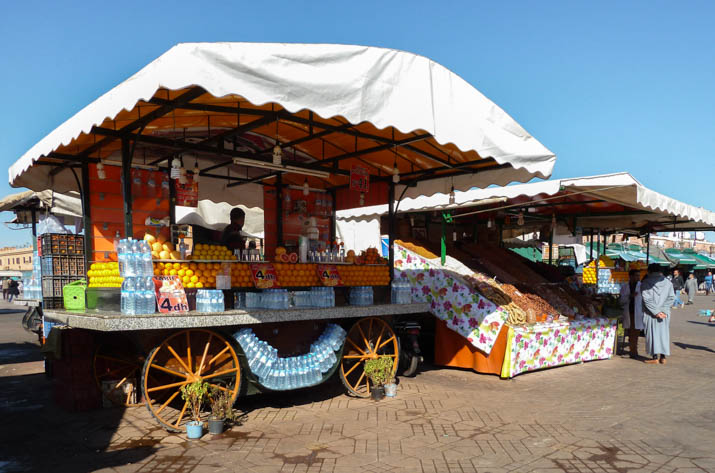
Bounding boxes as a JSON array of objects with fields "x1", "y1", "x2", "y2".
[
  {"x1": 93, "y1": 337, "x2": 144, "y2": 407},
  {"x1": 142, "y1": 329, "x2": 241, "y2": 432},
  {"x1": 340, "y1": 317, "x2": 399, "y2": 397}
]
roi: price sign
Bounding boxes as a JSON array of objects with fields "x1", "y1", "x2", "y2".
[
  {"x1": 250, "y1": 263, "x2": 280, "y2": 289},
  {"x1": 152, "y1": 276, "x2": 189, "y2": 313},
  {"x1": 317, "y1": 264, "x2": 343, "y2": 287},
  {"x1": 350, "y1": 165, "x2": 369, "y2": 193}
]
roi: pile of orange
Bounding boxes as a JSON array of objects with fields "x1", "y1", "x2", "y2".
[
  {"x1": 154, "y1": 261, "x2": 225, "y2": 289},
  {"x1": 274, "y1": 263, "x2": 320, "y2": 286},
  {"x1": 191, "y1": 243, "x2": 237, "y2": 260},
  {"x1": 340, "y1": 265, "x2": 390, "y2": 286},
  {"x1": 360, "y1": 247, "x2": 383, "y2": 264},
  {"x1": 230, "y1": 263, "x2": 253, "y2": 287}
]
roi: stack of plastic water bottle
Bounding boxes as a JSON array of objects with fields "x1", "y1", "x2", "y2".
[
  {"x1": 195, "y1": 290, "x2": 225, "y2": 312},
  {"x1": 118, "y1": 238, "x2": 156, "y2": 316},
  {"x1": 234, "y1": 324, "x2": 346, "y2": 390},
  {"x1": 390, "y1": 280, "x2": 412, "y2": 304},
  {"x1": 24, "y1": 251, "x2": 43, "y2": 300},
  {"x1": 262, "y1": 289, "x2": 290, "y2": 309},
  {"x1": 310, "y1": 287, "x2": 335, "y2": 308},
  {"x1": 349, "y1": 286, "x2": 373, "y2": 306}
]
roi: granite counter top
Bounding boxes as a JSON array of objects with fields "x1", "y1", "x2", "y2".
[{"x1": 43, "y1": 303, "x2": 430, "y2": 332}]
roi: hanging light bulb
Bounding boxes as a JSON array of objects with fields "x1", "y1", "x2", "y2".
[
  {"x1": 359, "y1": 192, "x2": 365, "y2": 206},
  {"x1": 303, "y1": 178, "x2": 309, "y2": 196},
  {"x1": 179, "y1": 166, "x2": 187, "y2": 185},
  {"x1": 193, "y1": 161, "x2": 200, "y2": 183},
  {"x1": 518, "y1": 211, "x2": 524, "y2": 226},
  {"x1": 487, "y1": 218, "x2": 494, "y2": 229},
  {"x1": 392, "y1": 161, "x2": 400, "y2": 184},
  {"x1": 273, "y1": 145, "x2": 283, "y2": 165},
  {"x1": 449, "y1": 186, "x2": 456, "y2": 205},
  {"x1": 170, "y1": 156, "x2": 181, "y2": 179},
  {"x1": 96, "y1": 161, "x2": 106, "y2": 180}
]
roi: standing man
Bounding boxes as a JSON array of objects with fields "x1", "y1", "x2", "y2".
[
  {"x1": 1, "y1": 278, "x2": 8, "y2": 300},
  {"x1": 641, "y1": 264, "x2": 675, "y2": 364},
  {"x1": 685, "y1": 272, "x2": 698, "y2": 305},
  {"x1": 221, "y1": 208, "x2": 246, "y2": 252},
  {"x1": 705, "y1": 271, "x2": 713, "y2": 296},
  {"x1": 619, "y1": 269, "x2": 643, "y2": 358},
  {"x1": 670, "y1": 269, "x2": 684, "y2": 309}
]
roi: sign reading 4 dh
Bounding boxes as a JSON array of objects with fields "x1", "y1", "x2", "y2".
[
  {"x1": 152, "y1": 276, "x2": 189, "y2": 313},
  {"x1": 317, "y1": 264, "x2": 343, "y2": 287},
  {"x1": 250, "y1": 263, "x2": 280, "y2": 289}
]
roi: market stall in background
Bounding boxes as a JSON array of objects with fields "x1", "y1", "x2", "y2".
[
  {"x1": 337, "y1": 172, "x2": 715, "y2": 377},
  {"x1": 8, "y1": 43, "x2": 556, "y2": 430}
]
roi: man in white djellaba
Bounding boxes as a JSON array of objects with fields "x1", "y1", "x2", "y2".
[{"x1": 640, "y1": 264, "x2": 675, "y2": 365}]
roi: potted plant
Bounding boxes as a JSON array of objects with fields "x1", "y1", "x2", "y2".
[
  {"x1": 208, "y1": 384, "x2": 235, "y2": 435},
  {"x1": 180, "y1": 380, "x2": 209, "y2": 439},
  {"x1": 363, "y1": 356, "x2": 394, "y2": 401}
]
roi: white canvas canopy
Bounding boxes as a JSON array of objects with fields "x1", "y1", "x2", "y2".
[
  {"x1": 0, "y1": 190, "x2": 82, "y2": 226},
  {"x1": 8, "y1": 42, "x2": 555, "y2": 203},
  {"x1": 175, "y1": 201, "x2": 264, "y2": 238},
  {"x1": 337, "y1": 173, "x2": 715, "y2": 249}
]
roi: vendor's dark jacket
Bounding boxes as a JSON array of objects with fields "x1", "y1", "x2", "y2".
[{"x1": 671, "y1": 275, "x2": 684, "y2": 291}]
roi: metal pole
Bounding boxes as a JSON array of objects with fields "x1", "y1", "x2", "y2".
[
  {"x1": 121, "y1": 137, "x2": 133, "y2": 237},
  {"x1": 168, "y1": 167, "x2": 176, "y2": 226},
  {"x1": 646, "y1": 232, "x2": 650, "y2": 265},
  {"x1": 329, "y1": 189, "x2": 337, "y2": 245},
  {"x1": 388, "y1": 181, "x2": 395, "y2": 287},
  {"x1": 548, "y1": 229, "x2": 554, "y2": 265},
  {"x1": 30, "y1": 209, "x2": 37, "y2": 239},
  {"x1": 81, "y1": 162, "x2": 93, "y2": 261},
  {"x1": 595, "y1": 231, "x2": 601, "y2": 289},
  {"x1": 276, "y1": 174, "x2": 283, "y2": 245},
  {"x1": 589, "y1": 229, "x2": 594, "y2": 260}
]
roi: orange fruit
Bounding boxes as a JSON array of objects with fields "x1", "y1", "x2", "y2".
[{"x1": 185, "y1": 269, "x2": 194, "y2": 277}]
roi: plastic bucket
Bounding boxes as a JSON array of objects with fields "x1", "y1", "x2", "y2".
[
  {"x1": 186, "y1": 421, "x2": 203, "y2": 439},
  {"x1": 384, "y1": 383, "x2": 397, "y2": 397}
]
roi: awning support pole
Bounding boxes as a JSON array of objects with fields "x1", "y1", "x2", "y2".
[
  {"x1": 30, "y1": 209, "x2": 37, "y2": 239},
  {"x1": 548, "y1": 229, "x2": 554, "y2": 265},
  {"x1": 329, "y1": 189, "x2": 337, "y2": 244},
  {"x1": 441, "y1": 212, "x2": 453, "y2": 266},
  {"x1": 121, "y1": 137, "x2": 133, "y2": 237},
  {"x1": 589, "y1": 230, "x2": 594, "y2": 260},
  {"x1": 646, "y1": 233, "x2": 650, "y2": 265},
  {"x1": 596, "y1": 231, "x2": 601, "y2": 289},
  {"x1": 81, "y1": 162, "x2": 93, "y2": 261},
  {"x1": 276, "y1": 174, "x2": 283, "y2": 245},
  {"x1": 388, "y1": 181, "x2": 395, "y2": 290}
]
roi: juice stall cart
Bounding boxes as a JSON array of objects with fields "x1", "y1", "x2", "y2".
[{"x1": 8, "y1": 43, "x2": 556, "y2": 431}]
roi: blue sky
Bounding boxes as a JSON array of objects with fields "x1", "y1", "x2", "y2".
[{"x1": 1, "y1": 1, "x2": 713, "y2": 247}]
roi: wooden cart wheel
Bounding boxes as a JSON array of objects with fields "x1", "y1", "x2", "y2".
[
  {"x1": 93, "y1": 338, "x2": 144, "y2": 407},
  {"x1": 142, "y1": 329, "x2": 241, "y2": 432},
  {"x1": 340, "y1": 317, "x2": 399, "y2": 398}
]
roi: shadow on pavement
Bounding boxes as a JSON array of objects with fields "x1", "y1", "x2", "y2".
[
  {"x1": 0, "y1": 370, "x2": 155, "y2": 473},
  {"x1": 0, "y1": 341, "x2": 43, "y2": 364},
  {"x1": 674, "y1": 341, "x2": 715, "y2": 354},
  {"x1": 686, "y1": 320, "x2": 715, "y2": 327}
]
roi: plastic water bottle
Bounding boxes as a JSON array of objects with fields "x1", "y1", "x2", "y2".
[
  {"x1": 118, "y1": 240, "x2": 130, "y2": 277},
  {"x1": 143, "y1": 277, "x2": 155, "y2": 314},
  {"x1": 140, "y1": 241, "x2": 153, "y2": 276},
  {"x1": 121, "y1": 277, "x2": 136, "y2": 315}
]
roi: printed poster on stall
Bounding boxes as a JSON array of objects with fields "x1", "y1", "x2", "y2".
[
  {"x1": 317, "y1": 264, "x2": 343, "y2": 287},
  {"x1": 250, "y1": 263, "x2": 280, "y2": 289},
  {"x1": 152, "y1": 276, "x2": 189, "y2": 313},
  {"x1": 175, "y1": 176, "x2": 198, "y2": 208},
  {"x1": 350, "y1": 165, "x2": 369, "y2": 193}
]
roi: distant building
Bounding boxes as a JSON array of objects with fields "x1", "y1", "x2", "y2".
[{"x1": 0, "y1": 246, "x2": 33, "y2": 271}]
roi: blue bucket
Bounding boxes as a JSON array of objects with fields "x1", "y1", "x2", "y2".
[{"x1": 186, "y1": 421, "x2": 203, "y2": 439}]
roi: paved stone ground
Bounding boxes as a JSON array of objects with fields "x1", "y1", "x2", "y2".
[{"x1": 2, "y1": 295, "x2": 715, "y2": 472}]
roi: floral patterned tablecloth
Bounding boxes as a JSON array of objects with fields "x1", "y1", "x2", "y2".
[
  {"x1": 501, "y1": 317, "x2": 617, "y2": 378},
  {"x1": 394, "y1": 244, "x2": 508, "y2": 355}
]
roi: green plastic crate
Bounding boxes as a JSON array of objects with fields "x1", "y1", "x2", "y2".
[{"x1": 63, "y1": 280, "x2": 86, "y2": 311}]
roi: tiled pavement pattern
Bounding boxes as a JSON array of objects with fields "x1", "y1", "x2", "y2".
[{"x1": 3, "y1": 297, "x2": 715, "y2": 472}]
